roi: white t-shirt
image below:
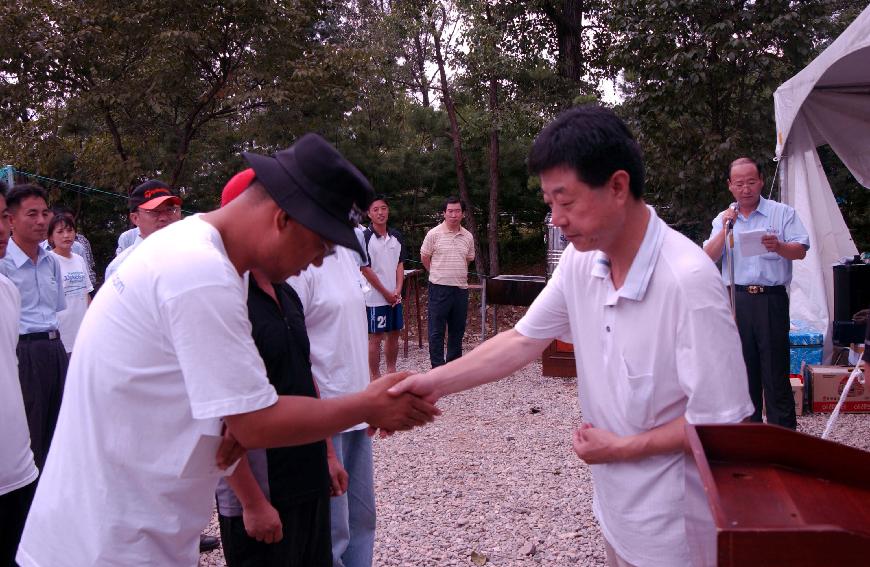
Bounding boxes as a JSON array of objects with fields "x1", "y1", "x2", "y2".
[
  {"x1": 18, "y1": 216, "x2": 278, "y2": 567},
  {"x1": 52, "y1": 251, "x2": 94, "y2": 353},
  {"x1": 287, "y1": 247, "x2": 369, "y2": 432},
  {"x1": 514, "y1": 207, "x2": 753, "y2": 567},
  {"x1": 0, "y1": 275, "x2": 38, "y2": 496}
]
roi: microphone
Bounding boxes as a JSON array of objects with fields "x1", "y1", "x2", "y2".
[{"x1": 726, "y1": 203, "x2": 737, "y2": 230}]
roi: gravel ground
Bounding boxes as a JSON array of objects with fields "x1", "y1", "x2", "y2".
[{"x1": 201, "y1": 341, "x2": 870, "y2": 566}]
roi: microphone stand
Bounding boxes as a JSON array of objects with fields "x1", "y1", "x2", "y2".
[{"x1": 726, "y1": 217, "x2": 736, "y2": 319}]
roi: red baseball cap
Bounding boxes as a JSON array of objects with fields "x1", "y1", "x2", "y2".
[{"x1": 220, "y1": 169, "x2": 256, "y2": 207}]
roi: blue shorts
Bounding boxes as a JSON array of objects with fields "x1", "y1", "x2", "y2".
[{"x1": 367, "y1": 304, "x2": 404, "y2": 334}]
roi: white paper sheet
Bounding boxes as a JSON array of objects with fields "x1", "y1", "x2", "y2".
[
  {"x1": 179, "y1": 434, "x2": 240, "y2": 479},
  {"x1": 739, "y1": 229, "x2": 769, "y2": 257}
]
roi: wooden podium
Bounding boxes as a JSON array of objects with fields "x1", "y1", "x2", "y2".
[
  {"x1": 541, "y1": 340, "x2": 576, "y2": 377},
  {"x1": 687, "y1": 424, "x2": 870, "y2": 566}
]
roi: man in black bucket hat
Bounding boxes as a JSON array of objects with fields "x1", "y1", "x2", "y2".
[
  {"x1": 17, "y1": 134, "x2": 439, "y2": 567},
  {"x1": 242, "y1": 133, "x2": 373, "y2": 256}
]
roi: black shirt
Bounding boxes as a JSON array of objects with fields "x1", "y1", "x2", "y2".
[{"x1": 247, "y1": 277, "x2": 329, "y2": 505}]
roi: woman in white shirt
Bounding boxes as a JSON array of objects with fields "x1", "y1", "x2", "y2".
[{"x1": 48, "y1": 213, "x2": 93, "y2": 354}]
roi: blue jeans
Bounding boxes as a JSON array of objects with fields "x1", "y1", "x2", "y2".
[
  {"x1": 427, "y1": 283, "x2": 469, "y2": 367},
  {"x1": 330, "y1": 430, "x2": 375, "y2": 567}
]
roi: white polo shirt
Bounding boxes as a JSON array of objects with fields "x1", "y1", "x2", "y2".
[
  {"x1": 362, "y1": 226, "x2": 405, "y2": 307},
  {"x1": 18, "y1": 216, "x2": 278, "y2": 567},
  {"x1": 515, "y1": 206, "x2": 753, "y2": 567}
]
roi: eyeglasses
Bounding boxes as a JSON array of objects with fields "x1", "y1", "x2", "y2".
[
  {"x1": 730, "y1": 180, "x2": 760, "y2": 189},
  {"x1": 137, "y1": 206, "x2": 181, "y2": 217}
]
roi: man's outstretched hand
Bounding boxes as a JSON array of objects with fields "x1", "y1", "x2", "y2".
[
  {"x1": 385, "y1": 372, "x2": 440, "y2": 403},
  {"x1": 363, "y1": 371, "x2": 441, "y2": 433}
]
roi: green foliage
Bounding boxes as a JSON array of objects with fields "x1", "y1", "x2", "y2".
[
  {"x1": 603, "y1": 0, "x2": 867, "y2": 243},
  {"x1": 0, "y1": 0, "x2": 866, "y2": 279}
]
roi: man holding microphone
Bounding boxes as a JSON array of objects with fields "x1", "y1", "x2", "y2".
[{"x1": 703, "y1": 157, "x2": 809, "y2": 429}]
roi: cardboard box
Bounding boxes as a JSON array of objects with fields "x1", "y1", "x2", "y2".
[
  {"x1": 789, "y1": 320, "x2": 823, "y2": 375},
  {"x1": 805, "y1": 365, "x2": 870, "y2": 413},
  {"x1": 790, "y1": 376, "x2": 804, "y2": 416}
]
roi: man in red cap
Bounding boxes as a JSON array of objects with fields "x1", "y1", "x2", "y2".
[
  {"x1": 105, "y1": 180, "x2": 183, "y2": 280},
  {"x1": 18, "y1": 134, "x2": 439, "y2": 567},
  {"x1": 215, "y1": 168, "x2": 346, "y2": 567}
]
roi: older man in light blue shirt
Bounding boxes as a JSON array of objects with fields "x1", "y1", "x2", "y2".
[
  {"x1": 704, "y1": 157, "x2": 809, "y2": 429},
  {"x1": 0, "y1": 184, "x2": 69, "y2": 471}
]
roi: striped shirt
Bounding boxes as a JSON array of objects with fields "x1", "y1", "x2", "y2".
[{"x1": 420, "y1": 222, "x2": 474, "y2": 288}]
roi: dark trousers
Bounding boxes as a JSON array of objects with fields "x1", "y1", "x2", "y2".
[
  {"x1": 427, "y1": 283, "x2": 469, "y2": 368},
  {"x1": 16, "y1": 338, "x2": 68, "y2": 470},
  {"x1": 0, "y1": 480, "x2": 36, "y2": 567},
  {"x1": 734, "y1": 290, "x2": 796, "y2": 429},
  {"x1": 218, "y1": 494, "x2": 332, "y2": 567}
]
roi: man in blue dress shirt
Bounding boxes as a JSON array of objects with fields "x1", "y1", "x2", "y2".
[
  {"x1": 0, "y1": 184, "x2": 68, "y2": 470},
  {"x1": 703, "y1": 157, "x2": 809, "y2": 429}
]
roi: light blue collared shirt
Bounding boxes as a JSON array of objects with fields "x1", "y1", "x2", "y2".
[
  {"x1": 704, "y1": 196, "x2": 810, "y2": 286},
  {"x1": 0, "y1": 238, "x2": 67, "y2": 334}
]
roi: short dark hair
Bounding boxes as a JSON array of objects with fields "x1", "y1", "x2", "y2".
[
  {"x1": 369, "y1": 194, "x2": 389, "y2": 207},
  {"x1": 727, "y1": 157, "x2": 764, "y2": 181},
  {"x1": 443, "y1": 196, "x2": 465, "y2": 212},
  {"x1": 527, "y1": 105, "x2": 645, "y2": 199},
  {"x1": 49, "y1": 212, "x2": 76, "y2": 238},
  {"x1": 6, "y1": 183, "x2": 49, "y2": 211}
]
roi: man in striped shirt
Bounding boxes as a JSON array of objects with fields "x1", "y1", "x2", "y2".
[{"x1": 420, "y1": 196, "x2": 475, "y2": 368}]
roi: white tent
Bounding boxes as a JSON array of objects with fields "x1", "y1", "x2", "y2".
[{"x1": 773, "y1": 3, "x2": 870, "y2": 358}]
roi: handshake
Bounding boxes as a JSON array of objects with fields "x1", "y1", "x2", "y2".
[
  {"x1": 361, "y1": 371, "x2": 440, "y2": 434},
  {"x1": 217, "y1": 370, "x2": 444, "y2": 471}
]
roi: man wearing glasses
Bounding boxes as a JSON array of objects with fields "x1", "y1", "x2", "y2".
[
  {"x1": 703, "y1": 157, "x2": 809, "y2": 429},
  {"x1": 105, "y1": 180, "x2": 182, "y2": 280}
]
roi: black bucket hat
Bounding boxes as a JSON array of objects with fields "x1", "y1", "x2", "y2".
[{"x1": 242, "y1": 134, "x2": 374, "y2": 256}]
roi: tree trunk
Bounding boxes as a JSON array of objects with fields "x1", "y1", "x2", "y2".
[
  {"x1": 543, "y1": 0, "x2": 585, "y2": 83},
  {"x1": 486, "y1": 77, "x2": 500, "y2": 277},
  {"x1": 102, "y1": 104, "x2": 128, "y2": 163},
  {"x1": 413, "y1": 29, "x2": 430, "y2": 107},
  {"x1": 431, "y1": 14, "x2": 487, "y2": 275},
  {"x1": 485, "y1": 4, "x2": 500, "y2": 277}
]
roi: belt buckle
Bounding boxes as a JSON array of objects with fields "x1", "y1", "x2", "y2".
[
  {"x1": 48, "y1": 330, "x2": 59, "y2": 340},
  {"x1": 747, "y1": 285, "x2": 763, "y2": 294}
]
